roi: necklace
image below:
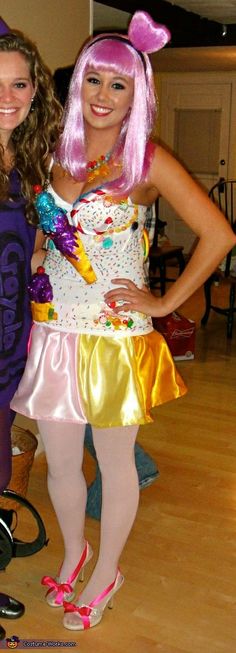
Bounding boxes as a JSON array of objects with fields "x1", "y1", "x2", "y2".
[
  {"x1": 53, "y1": 153, "x2": 121, "y2": 185},
  {"x1": 86, "y1": 152, "x2": 112, "y2": 183}
]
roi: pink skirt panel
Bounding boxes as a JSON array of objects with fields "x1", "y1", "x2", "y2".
[{"x1": 12, "y1": 325, "x2": 86, "y2": 422}]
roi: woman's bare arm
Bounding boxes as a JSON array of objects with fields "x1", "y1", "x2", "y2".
[{"x1": 105, "y1": 145, "x2": 236, "y2": 317}]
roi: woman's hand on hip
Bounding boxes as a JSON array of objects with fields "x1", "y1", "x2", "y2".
[{"x1": 104, "y1": 278, "x2": 167, "y2": 317}]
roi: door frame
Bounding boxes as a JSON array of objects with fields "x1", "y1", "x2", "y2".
[
  {"x1": 155, "y1": 72, "x2": 236, "y2": 251},
  {"x1": 158, "y1": 71, "x2": 236, "y2": 180}
]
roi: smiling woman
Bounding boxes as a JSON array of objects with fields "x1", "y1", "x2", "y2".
[
  {"x1": 82, "y1": 69, "x2": 134, "y2": 133},
  {"x1": 0, "y1": 18, "x2": 62, "y2": 631},
  {"x1": 11, "y1": 9, "x2": 236, "y2": 634},
  {"x1": 0, "y1": 29, "x2": 61, "y2": 217},
  {"x1": 0, "y1": 51, "x2": 35, "y2": 149},
  {"x1": 0, "y1": 22, "x2": 61, "y2": 486}
]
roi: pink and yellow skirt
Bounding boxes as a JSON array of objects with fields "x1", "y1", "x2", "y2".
[{"x1": 11, "y1": 324, "x2": 187, "y2": 427}]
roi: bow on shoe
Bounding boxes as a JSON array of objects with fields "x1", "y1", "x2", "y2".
[
  {"x1": 63, "y1": 601, "x2": 92, "y2": 630},
  {"x1": 42, "y1": 576, "x2": 73, "y2": 605}
]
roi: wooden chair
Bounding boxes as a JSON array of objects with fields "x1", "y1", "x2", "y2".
[
  {"x1": 148, "y1": 200, "x2": 185, "y2": 295},
  {"x1": 201, "y1": 179, "x2": 236, "y2": 338}
]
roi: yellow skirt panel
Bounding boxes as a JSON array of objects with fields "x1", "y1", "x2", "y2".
[{"x1": 77, "y1": 331, "x2": 187, "y2": 428}]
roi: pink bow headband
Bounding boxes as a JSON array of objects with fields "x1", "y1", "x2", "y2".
[
  {"x1": 128, "y1": 10, "x2": 171, "y2": 53},
  {"x1": 88, "y1": 10, "x2": 171, "y2": 64}
]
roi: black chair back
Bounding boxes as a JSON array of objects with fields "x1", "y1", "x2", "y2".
[{"x1": 201, "y1": 179, "x2": 236, "y2": 338}]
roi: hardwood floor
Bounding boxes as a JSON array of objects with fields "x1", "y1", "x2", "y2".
[{"x1": 1, "y1": 284, "x2": 236, "y2": 652}]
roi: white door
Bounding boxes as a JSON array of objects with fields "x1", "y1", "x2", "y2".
[{"x1": 158, "y1": 73, "x2": 232, "y2": 251}]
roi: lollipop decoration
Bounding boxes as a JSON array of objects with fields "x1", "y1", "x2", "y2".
[
  {"x1": 28, "y1": 266, "x2": 58, "y2": 322},
  {"x1": 34, "y1": 186, "x2": 97, "y2": 284}
]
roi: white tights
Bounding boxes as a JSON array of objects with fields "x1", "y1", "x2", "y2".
[{"x1": 38, "y1": 421, "x2": 139, "y2": 604}]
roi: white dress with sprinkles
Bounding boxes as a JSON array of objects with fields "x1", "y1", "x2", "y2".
[
  {"x1": 42, "y1": 186, "x2": 154, "y2": 337},
  {"x1": 11, "y1": 184, "x2": 187, "y2": 425}
]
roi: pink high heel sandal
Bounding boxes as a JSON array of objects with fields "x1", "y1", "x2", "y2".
[
  {"x1": 63, "y1": 569, "x2": 124, "y2": 630},
  {"x1": 41, "y1": 541, "x2": 93, "y2": 607}
]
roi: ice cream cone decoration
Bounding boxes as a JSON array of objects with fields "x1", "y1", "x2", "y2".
[
  {"x1": 28, "y1": 266, "x2": 58, "y2": 321},
  {"x1": 34, "y1": 187, "x2": 97, "y2": 284}
]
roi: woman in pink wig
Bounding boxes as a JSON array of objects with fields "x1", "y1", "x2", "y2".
[{"x1": 12, "y1": 11, "x2": 236, "y2": 631}]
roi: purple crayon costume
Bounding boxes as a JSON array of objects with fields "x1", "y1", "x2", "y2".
[
  {"x1": 0, "y1": 170, "x2": 36, "y2": 406},
  {"x1": 0, "y1": 169, "x2": 36, "y2": 492}
]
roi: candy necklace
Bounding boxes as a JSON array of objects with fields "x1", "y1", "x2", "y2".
[
  {"x1": 53, "y1": 153, "x2": 121, "y2": 185},
  {"x1": 86, "y1": 153, "x2": 111, "y2": 183}
]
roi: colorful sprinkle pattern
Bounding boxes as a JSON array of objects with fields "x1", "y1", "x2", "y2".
[{"x1": 41, "y1": 187, "x2": 153, "y2": 336}]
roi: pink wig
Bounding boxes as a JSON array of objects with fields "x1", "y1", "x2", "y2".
[{"x1": 56, "y1": 11, "x2": 170, "y2": 196}]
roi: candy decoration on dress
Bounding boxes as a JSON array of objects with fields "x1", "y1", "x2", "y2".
[
  {"x1": 142, "y1": 228, "x2": 150, "y2": 261},
  {"x1": 33, "y1": 187, "x2": 97, "y2": 284},
  {"x1": 76, "y1": 206, "x2": 139, "y2": 253},
  {"x1": 28, "y1": 266, "x2": 58, "y2": 322},
  {"x1": 94, "y1": 309, "x2": 134, "y2": 331}
]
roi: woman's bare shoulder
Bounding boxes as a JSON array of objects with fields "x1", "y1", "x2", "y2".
[{"x1": 148, "y1": 142, "x2": 203, "y2": 198}]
